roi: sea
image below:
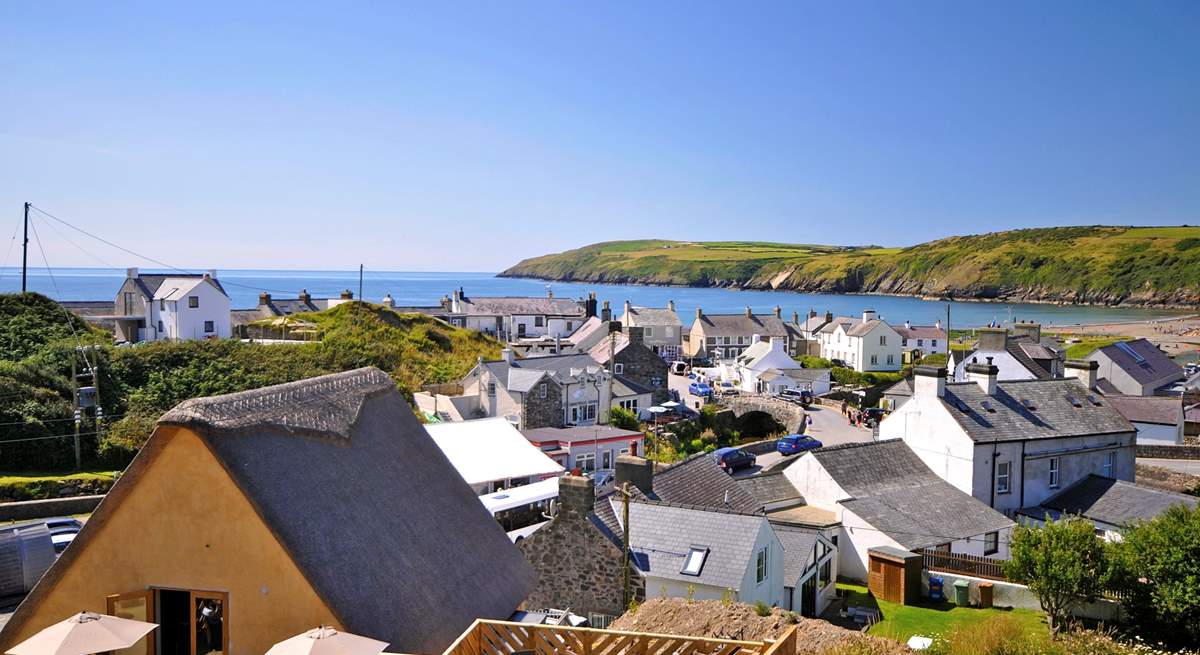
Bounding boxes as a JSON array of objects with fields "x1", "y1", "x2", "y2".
[{"x1": 0, "y1": 267, "x2": 1188, "y2": 329}]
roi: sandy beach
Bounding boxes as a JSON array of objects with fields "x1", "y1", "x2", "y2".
[{"x1": 1047, "y1": 314, "x2": 1200, "y2": 357}]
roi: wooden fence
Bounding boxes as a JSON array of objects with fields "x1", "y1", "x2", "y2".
[
  {"x1": 920, "y1": 549, "x2": 1008, "y2": 582},
  {"x1": 443, "y1": 620, "x2": 798, "y2": 655}
]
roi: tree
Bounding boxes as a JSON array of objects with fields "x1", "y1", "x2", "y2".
[
  {"x1": 1107, "y1": 504, "x2": 1200, "y2": 647},
  {"x1": 609, "y1": 406, "x2": 640, "y2": 431},
  {"x1": 1004, "y1": 516, "x2": 1106, "y2": 635}
]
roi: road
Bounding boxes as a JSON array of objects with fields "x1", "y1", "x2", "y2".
[{"x1": 1138, "y1": 457, "x2": 1200, "y2": 476}]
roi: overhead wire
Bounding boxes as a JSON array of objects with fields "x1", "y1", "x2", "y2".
[
  {"x1": 27, "y1": 215, "x2": 98, "y2": 375},
  {"x1": 0, "y1": 219, "x2": 18, "y2": 282}
]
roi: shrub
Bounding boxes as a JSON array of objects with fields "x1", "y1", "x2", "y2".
[
  {"x1": 753, "y1": 600, "x2": 771, "y2": 617},
  {"x1": 609, "y1": 406, "x2": 640, "y2": 431}
]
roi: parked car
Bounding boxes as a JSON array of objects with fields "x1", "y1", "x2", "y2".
[
  {"x1": 588, "y1": 469, "x2": 615, "y2": 488},
  {"x1": 688, "y1": 382, "x2": 713, "y2": 396},
  {"x1": 776, "y1": 434, "x2": 823, "y2": 455},
  {"x1": 862, "y1": 407, "x2": 886, "y2": 428},
  {"x1": 670, "y1": 361, "x2": 689, "y2": 375},
  {"x1": 776, "y1": 388, "x2": 812, "y2": 405},
  {"x1": 717, "y1": 381, "x2": 739, "y2": 396},
  {"x1": 712, "y1": 447, "x2": 756, "y2": 472},
  {"x1": 41, "y1": 517, "x2": 83, "y2": 554}
]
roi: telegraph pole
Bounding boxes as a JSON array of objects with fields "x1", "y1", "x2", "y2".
[
  {"x1": 21, "y1": 202, "x2": 30, "y2": 292},
  {"x1": 358, "y1": 264, "x2": 364, "y2": 302},
  {"x1": 621, "y1": 482, "x2": 632, "y2": 608}
]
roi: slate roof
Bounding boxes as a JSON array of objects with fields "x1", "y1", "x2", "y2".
[
  {"x1": 799, "y1": 315, "x2": 831, "y2": 333},
  {"x1": 1094, "y1": 339, "x2": 1183, "y2": 386},
  {"x1": 131, "y1": 273, "x2": 228, "y2": 298},
  {"x1": 940, "y1": 378, "x2": 1134, "y2": 443},
  {"x1": 694, "y1": 313, "x2": 788, "y2": 337},
  {"x1": 522, "y1": 425, "x2": 644, "y2": 445},
  {"x1": 737, "y1": 472, "x2": 804, "y2": 509},
  {"x1": 774, "y1": 525, "x2": 820, "y2": 583},
  {"x1": 566, "y1": 316, "x2": 612, "y2": 350},
  {"x1": 816, "y1": 316, "x2": 859, "y2": 335},
  {"x1": 613, "y1": 375, "x2": 655, "y2": 397},
  {"x1": 588, "y1": 332, "x2": 631, "y2": 363},
  {"x1": 1104, "y1": 395, "x2": 1181, "y2": 426},
  {"x1": 957, "y1": 335, "x2": 1054, "y2": 380},
  {"x1": 651, "y1": 452, "x2": 764, "y2": 513},
  {"x1": 36, "y1": 368, "x2": 532, "y2": 655},
  {"x1": 483, "y1": 353, "x2": 606, "y2": 391},
  {"x1": 461, "y1": 296, "x2": 586, "y2": 316},
  {"x1": 620, "y1": 501, "x2": 767, "y2": 591},
  {"x1": 846, "y1": 319, "x2": 885, "y2": 338},
  {"x1": 810, "y1": 440, "x2": 1014, "y2": 550},
  {"x1": 624, "y1": 306, "x2": 682, "y2": 326},
  {"x1": 1021, "y1": 475, "x2": 1198, "y2": 527},
  {"x1": 151, "y1": 276, "x2": 225, "y2": 301},
  {"x1": 785, "y1": 368, "x2": 831, "y2": 383},
  {"x1": 883, "y1": 378, "x2": 913, "y2": 397},
  {"x1": 895, "y1": 325, "x2": 946, "y2": 340}
]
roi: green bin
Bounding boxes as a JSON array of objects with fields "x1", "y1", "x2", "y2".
[{"x1": 953, "y1": 579, "x2": 971, "y2": 606}]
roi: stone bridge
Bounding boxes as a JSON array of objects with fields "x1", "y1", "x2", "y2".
[{"x1": 721, "y1": 395, "x2": 806, "y2": 434}]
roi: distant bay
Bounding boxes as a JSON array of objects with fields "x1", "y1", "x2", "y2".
[{"x1": 0, "y1": 267, "x2": 1188, "y2": 329}]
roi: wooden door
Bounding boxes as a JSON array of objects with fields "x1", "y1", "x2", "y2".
[
  {"x1": 883, "y1": 562, "x2": 902, "y2": 604},
  {"x1": 190, "y1": 591, "x2": 229, "y2": 655},
  {"x1": 106, "y1": 591, "x2": 155, "y2": 655}
]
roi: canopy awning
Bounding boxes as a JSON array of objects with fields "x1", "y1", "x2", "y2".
[
  {"x1": 479, "y1": 477, "x2": 560, "y2": 514},
  {"x1": 424, "y1": 418, "x2": 565, "y2": 486}
]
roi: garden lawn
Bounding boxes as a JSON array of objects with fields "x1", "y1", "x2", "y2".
[
  {"x1": 838, "y1": 582, "x2": 1048, "y2": 644},
  {"x1": 0, "y1": 470, "x2": 118, "y2": 486}
]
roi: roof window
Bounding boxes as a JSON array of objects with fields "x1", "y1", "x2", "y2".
[
  {"x1": 980, "y1": 400, "x2": 995, "y2": 413},
  {"x1": 1065, "y1": 394, "x2": 1082, "y2": 408},
  {"x1": 681, "y1": 546, "x2": 709, "y2": 576},
  {"x1": 1021, "y1": 399, "x2": 1037, "y2": 411}
]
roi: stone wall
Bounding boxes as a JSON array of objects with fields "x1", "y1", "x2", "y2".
[
  {"x1": 1136, "y1": 444, "x2": 1200, "y2": 460},
  {"x1": 0, "y1": 495, "x2": 105, "y2": 522},
  {"x1": 517, "y1": 476, "x2": 643, "y2": 616},
  {"x1": 523, "y1": 379, "x2": 566, "y2": 429},
  {"x1": 614, "y1": 337, "x2": 670, "y2": 405},
  {"x1": 723, "y1": 396, "x2": 805, "y2": 434}
]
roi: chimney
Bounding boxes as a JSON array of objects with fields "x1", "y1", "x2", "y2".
[
  {"x1": 584, "y1": 292, "x2": 597, "y2": 318},
  {"x1": 298, "y1": 288, "x2": 311, "y2": 303},
  {"x1": 935, "y1": 319, "x2": 941, "y2": 330},
  {"x1": 623, "y1": 300, "x2": 631, "y2": 320},
  {"x1": 792, "y1": 311, "x2": 799, "y2": 324},
  {"x1": 340, "y1": 289, "x2": 354, "y2": 300},
  {"x1": 452, "y1": 288, "x2": 462, "y2": 303},
  {"x1": 382, "y1": 294, "x2": 394, "y2": 308},
  {"x1": 1064, "y1": 359, "x2": 1099, "y2": 391},
  {"x1": 825, "y1": 310, "x2": 833, "y2": 323},
  {"x1": 202, "y1": 271, "x2": 211, "y2": 280},
  {"x1": 863, "y1": 309, "x2": 878, "y2": 322},
  {"x1": 547, "y1": 288, "x2": 554, "y2": 298},
  {"x1": 904, "y1": 320, "x2": 911, "y2": 329},
  {"x1": 615, "y1": 455, "x2": 654, "y2": 496},
  {"x1": 913, "y1": 365, "x2": 947, "y2": 398},
  {"x1": 627, "y1": 326, "x2": 644, "y2": 345},
  {"x1": 745, "y1": 306, "x2": 753, "y2": 319},
  {"x1": 258, "y1": 292, "x2": 271, "y2": 306},
  {"x1": 601, "y1": 300, "x2": 612, "y2": 322},
  {"x1": 557, "y1": 475, "x2": 595, "y2": 519},
  {"x1": 207, "y1": 269, "x2": 218, "y2": 279},
  {"x1": 1012, "y1": 322, "x2": 1042, "y2": 342},
  {"x1": 770, "y1": 336, "x2": 784, "y2": 351},
  {"x1": 667, "y1": 300, "x2": 675, "y2": 312},
  {"x1": 809, "y1": 308, "x2": 818, "y2": 319},
  {"x1": 696, "y1": 307, "x2": 703, "y2": 321},
  {"x1": 966, "y1": 356, "x2": 999, "y2": 396},
  {"x1": 126, "y1": 267, "x2": 138, "y2": 279},
  {"x1": 978, "y1": 327, "x2": 1008, "y2": 351},
  {"x1": 501, "y1": 348, "x2": 515, "y2": 364},
  {"x1": 751, "y1": 334, "x2": 761, "y2": 344},
  {"x1": 774, "y1": 305, "x2": 782, "y2": 319}
]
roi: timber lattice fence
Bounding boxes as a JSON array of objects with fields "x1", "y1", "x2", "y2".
[
  {"x1": 443, "y1": 620, "x2": 798, "y2": 655},
  {"x1": 921, "y1": 548, "x2": 1008, "y2": 581}
]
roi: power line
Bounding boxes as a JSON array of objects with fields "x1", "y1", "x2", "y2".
[
  {"x1": 0, "y1": 413, "x2": 127, "y2": 428},
  {"x1": 27, "y1": 216, "x2": 97, "y2": 374},
  {"x1": 28, "y1": 204, "x2": 300, "y2": 295},
  {"x1": 0, "y1": 430, "x2": 103, "y2": 445},
  {"x1": 0, "y1": 219, "x2": 18, "y2": 282}
]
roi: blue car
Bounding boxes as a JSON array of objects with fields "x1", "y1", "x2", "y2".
[
  {"x1": 712, "y1": 447, "x2": 756, "y2": 472},
  {"x1": 776, "y1": 434, "x2": 823, "y2": 456},
  {"x1": 688, "y1": 382, "x2": 713, "y2": 396}
]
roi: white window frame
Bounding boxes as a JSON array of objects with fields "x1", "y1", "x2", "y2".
[
  {"x1": 614, "y1": 363, "x2": 624, "y2": 375},
  {"x1": 682, "y1": 546, "x2": 708, "y2": 576},
  {"x1": 1049, "y1": 457, "x2": 1060, "y2": 488},
  {"x1": 575, "y1": 452, "x2": 595, "y2": 472},
  {"x1": 538, "y1": 382, "x2": 548, "y2": 399},
  {"x1": 755, "y1": 547, "x2": 768, "y2": 584},
  {"x1": 1103, "y1": 451, "x2": 1114, "y2": 478},
  {"x1": 601, "y1": 449, "x2": 613, "y2": 469},
  {"x1": 997, "y1": 461, "x2": 1011, "y2": 494}
]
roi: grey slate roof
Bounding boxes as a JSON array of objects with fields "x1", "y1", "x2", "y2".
[
  {"x1": 1094, "y1": 338, "x2": 1183, "y2": 386},
  {"x1": 846, "y1": 319, "x2": 885, "y2": 338},
  {"x1": 810, "y1": 440, "x2": 1014, "y2": 550},
  {"x1": 737, "y1": 472, "x2": 804, "y2": 508},
  {"x1": 694, "y1": 313, "x2": 788, "y2": 337},
  {"x1": 133, "y1": 273, "x2": 228, "y2": 298},
  {"x1": 159, "y1": 368, "x2": 532, "y2": 653},
  {"x1": 1104, "y1": 395, "x2": 1181, "y2": 426},
  {"x1": 816, "y1": 316, "x2": 859, "y2": 335},
  {"x1": 895, "y1": 325, "x2": 946, "y2": 340},
  {"x1": 940, "y1": 378, "x2": 1134, "y2": 443},
  {"x1": 461, "y1": 296, "x2": 586, "y2": 316},
  {"x1": 483, "y1": 353, "x2": 606, "y2": 392},
  {"x1": 652, "y1": 452, "x2": 764, "y2": 513},
  {"x1": 621, "y1": 501, "x2": 766, "y2": 591},
  {"x1": 1021, "y1": 475, "x2": 1198, "y2": 527},
  {"x1": 884, "y1": 378, "x2": 913, "y2": 397},
  {"x1": 958, "y1": 335, "x2": 1054, "y2": 380},
  {"x1": 624, "y1": 306, "x2": 682, "y2": 326},
  {"x1": 522, "y1": 425, "x2": 644, "y2": 445},
  {"x1": 774, "y1": 525, "x2": 820, "y2": 583}
]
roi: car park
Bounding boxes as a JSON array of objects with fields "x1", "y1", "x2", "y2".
[
  {"x1": 712, "y1": 447, "x2": 756, "y2": 472},
  {"x1": 776, "y1": 434, "x2": 823, "y2": 455}
]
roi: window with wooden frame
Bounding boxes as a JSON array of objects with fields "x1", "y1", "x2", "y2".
[{"x1": 107, "y1": 588, "x2": 229, "y2": 655}]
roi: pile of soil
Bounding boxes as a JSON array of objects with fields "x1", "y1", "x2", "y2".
[
  {"x1": 608, "y1": 598, "x2": 908, "y2": 655},
  {"x1": 1136, "y1": 464, "x2": 1200, "y2": 495}
]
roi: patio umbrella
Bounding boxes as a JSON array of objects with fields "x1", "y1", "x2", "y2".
[
  {"x1": 6, "y1": 611, "x2": 157, "y2": 655},
  {"x1": 660, "y1": 401, "x2": 681, "y2": 408},
  {"x1": 646, "y1": 406, "x2": 667, "y2": 414},
  {"x1": 265, "y1": 627, "x2": 388, "y2": 655}
]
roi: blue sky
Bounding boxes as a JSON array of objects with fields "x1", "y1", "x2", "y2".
[{"x1": 1, "y1": 1, "x2": 1196, "y2": 271}]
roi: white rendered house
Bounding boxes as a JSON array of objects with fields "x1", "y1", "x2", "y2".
[{"x1": 815, "y1": 310, "x2": 903, "y2": 372}]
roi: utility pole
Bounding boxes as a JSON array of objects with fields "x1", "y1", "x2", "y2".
[
  {"x1": 358, "y1": 264, "x2": 364, "y2": 302},
  {"x1": 621, "y1": 482, "x2": 632, "y2": 609},
  {"x1": 21, "y1": 202, "x2": 30, "y2": 292},
  {"x1": 946, "y1": 303, "x2": 952, "y2": 377},
  {"x1": 71, "y1": 357, "x2": 81, "y2": 471}
]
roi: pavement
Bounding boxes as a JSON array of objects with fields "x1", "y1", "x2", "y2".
[{"x1": 1138, "y1": 457, "x2": 1200, "y2": 476}]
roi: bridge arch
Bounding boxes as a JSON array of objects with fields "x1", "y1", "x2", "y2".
[{"x1": 722, "y1": 396, "x2": 806, "y2": 434}]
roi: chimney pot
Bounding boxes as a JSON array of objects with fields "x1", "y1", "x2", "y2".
[
  {"x1": 774, "y1": 305, "x2": 782, "y2": 319},
  {"x1": 667, "y1": 300, "x2": 675, "y2": 312},
  {"x1": 745, "y1": 306, "x2": 753, "y2": 318},
  {"x1": 809, "y1": 308, "x2": 818, "y2": 319}
]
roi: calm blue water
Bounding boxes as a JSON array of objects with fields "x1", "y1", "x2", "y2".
[{"x1": 0, "y1": 267, "x2": 1187, "y2": 328}]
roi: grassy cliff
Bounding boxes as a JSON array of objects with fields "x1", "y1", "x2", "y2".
[{"x1": 500, "y1": 228, "x2": 1200, "y2": 306}]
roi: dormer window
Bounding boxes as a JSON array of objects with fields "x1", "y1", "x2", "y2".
[{"x1": 681, "y1": 546, "x2": 708, "y2": 576}]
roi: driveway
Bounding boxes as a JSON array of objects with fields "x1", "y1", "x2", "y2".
[
  {"x1": 668, "y1": 372, "x2": 709, "y2": 411},
  {"x1": 1138, "y1": 457, "x2": 1200, "y2": 476},
  {"x1": 731, "y1": 404, "x2": 875, "y2": 478}
]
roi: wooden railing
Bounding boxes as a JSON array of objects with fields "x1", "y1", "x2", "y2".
[
  {"x1": 444, "y1": 620, "x2": 799, "y2": 655},
  {"x1": 920, "y1": 549, "x2": 1008, "y2": 582}
]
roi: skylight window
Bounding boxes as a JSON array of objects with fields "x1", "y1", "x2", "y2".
[
  {"x1": 1087, "y1": 393, "x2": 1102, "y2": 406},
  {"x1": 1021, "y1": 399, "x2": 1037, "y2": 410},
  {"x1": 1065, "y1": 394, "x2": 1082, "y2": 408},
  {"x1": 981, "y1": 400, "x2": 995, "y2": 413},
  {"x1": 1115, "y1": 341, "x2": 1147, "y2": 365},
  {"x1": 681, "y1": 546, "x2": 709, "y2": 576}
]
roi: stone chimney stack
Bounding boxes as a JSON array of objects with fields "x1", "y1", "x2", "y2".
[
  {"x1": 601, "y1": 300, "x2": 612, "y2": 322},
  {"x1": 745, "y1": 306, "x2": 753, "y2": 319},
  {"x1": 126, "y1": 267, "x2": 138, "y2": 279},
  {"x1": 623, "y1": 300, "x2": 631, "y2": 319},
  {"x1": 792, "y1": 311, "x2": 799, "y2": 324},
  {"x1": 774, "y1": 305, "x2": 782, "y2": 319},
  {"x1": 382, "y1": 294, "x2": 394, "y2": 308},
  {"x1": 966, "y1": 356, "x2": 999, "y2": 396},
  {"x1": 340, "y1": 289, "x2": 354, "y2": 300},
  {"x1": 825, "y1": 310, "x2": 833, "y2": 323},
  {"x1": 863, "y1": 309, "x2": 878, "y2": 322},
  {"x1": 667, "y1": 300, "x2": 675, "y2": 312},
  {"x1": 809, "y1": 308, "x2": 818, "y2": 319},
  {"x1": 258, "y1": 292, "x2": 271, "y2": 306},
  {"x1": 627, "y1": 326, "x2": 645, "y2": 345},
  {"x1": 695, "y1": 307, "x2": 703, "y2": 321},
  {"x1": 1064, "y1": 359, "x2": 1099, "y2": 391},
  {"x1": 298, "y1": 289, "x2": 311, "y2": 304},
  {"x1": 501, "y1": 348, "x2": 515, "y2": 364},
  {"x1": 557, "y1": 475, "x2": 595, "y2": 519},
  {"x1": 978, "y1": 327, "x2": 1008, "y2": 352},
  {"x1": 1012, "y1": 321, "x2": 1042, "y2": 342},
  {"x1": 913, "y1": 365, "x2": 947, "y2": 398},
  {"x1": 615, "y1": 455, "x2": 654, "y2": 496}
]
